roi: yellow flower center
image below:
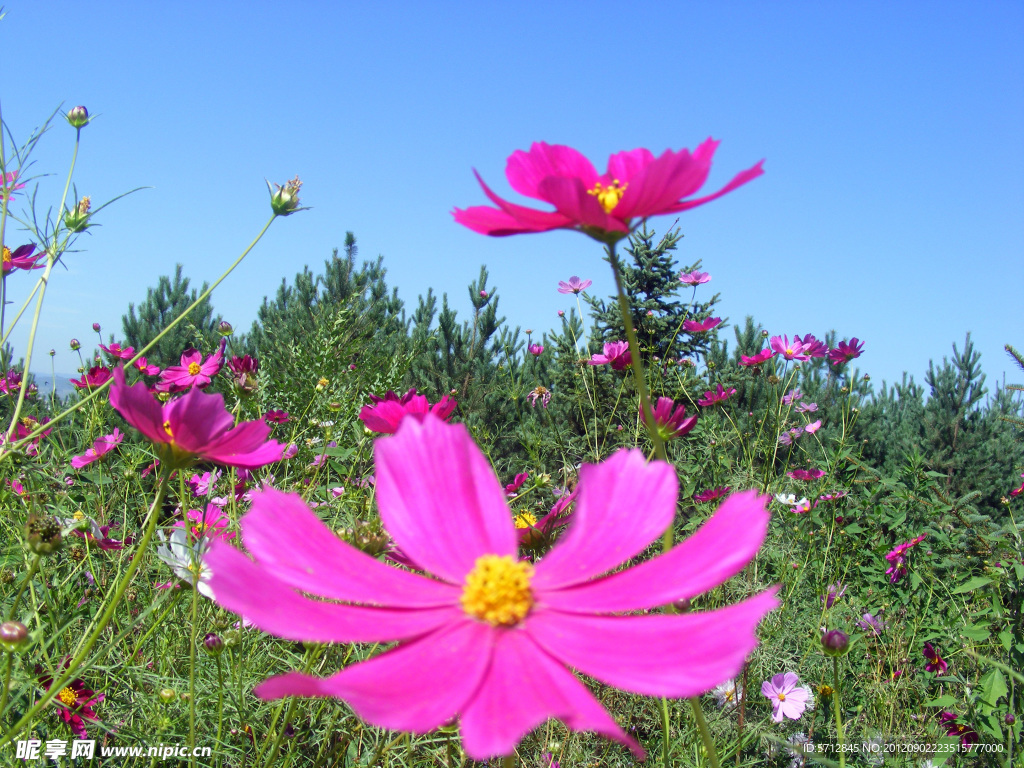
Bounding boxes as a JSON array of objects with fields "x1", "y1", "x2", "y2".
[
  {"x1": 587, "y1": 179, "x2": 627, "y2": 213},
  {"x1": 57, "y1": 687, "x2": 78, "y2": 707},
  {"x1": 724, "y1": 690, "x2": 735, "y2": 702},
  {"x1": 513, "y1": 512, "x2": 538, "y2": 529},
  {"x1": 786, "y1": 348, "x2": 794, "y2": 356},
  {"x1": 460, "y1": 554, "x2": 534, "y2": 626},
  {"x1": 193, "y1": 522, "x2": 210, "y2": 536},
  {"x1": 188, "y1": 362, "x2": 202, "y2": 376},
  {"x1": 163, "y1": 420, "x2": 174, "y2": 439},
  {"x1": 777, "y1": 692, "x2": 786, "y2": 701},
  {"x1": 73, "y1": 511, "x2": 86, "y2": 521},
  {"x1": 2, "y1": 246, "x2": 10, "y2": 263}
]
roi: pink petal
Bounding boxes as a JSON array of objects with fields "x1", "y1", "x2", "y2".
[
  {"x1": 605, "y1": 148, "x2": 656, "y2": 185},
  {"x1": 474, "y1": 169, "x2": 575, "y2": 231},
  {"x1": 165, "y1": 388, "x2": 236, "y2": 451},
  {"x1": 539, "y1": 490, "x2": 769, "y2": 612},
  {"x1": 506, "y1": 142, "x2": 599, "y2": 200},
  {"x1": 205, "y1": 542, "x2": 460, "y2": 643},
  {"x1": 459, "y1": 629, "x2": 643, "y2": 761},
  {"x1": 663, "y1": 159, "x2": 765, "y2": 213},
  {"x1": 108, "y1": 367, "x2": 166, "y2": 445},
  {"x1": 240, "y1": 487, "x2": 460, "y2": 607},
  {"x1": 452, "y1": 204, "x2": 546, "y2": 237},
  {"x1": 533, "y1": 450, "x2": 677, "y2": 590},
  {"x1": 615, "y1": 146, "x2": 710, "y2": 219},
  {"x1": 201, "y1": 420, "x2": 284, "y2": 468},
  {"x1": 374, "y1": 416, "x2": 516, "y2": 583},
  {"x1": 255, "y1": 620, "x2": 492, "y2": 734},
  {"x1": 526, "y1": 589, "x2": 779, "y2": 698}
]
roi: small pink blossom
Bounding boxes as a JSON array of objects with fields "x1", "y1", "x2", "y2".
[
  {"x1": 692, "y1": 486, "x2": 730, "y2": 503},
  {"x1": 99, "y1": 342, "x2": 136, "y2": 361},
  {"x1": 697, "y1": 384, "x2": 736, "y2": 407},
  {"x1": 804, "y1": 420, "x2": 822, "y2": 434},
  {"x1": 885, "y1": 533, "x2": 926, "y2": 583},
  {"x1": 795, "y1": 402, "x2": 818, "y2": 413},
  {"x1": 557, "y1": 276, "x2": 592, "y2": 294},
  {"x1": 265, "y1": 410, "x2": 291, "y2": 424},
  {"x1": 679, "y1": 270, "x2": 711, "y2": 286},
  {"x1": 588, "y1": 341, "x2": 631, "y2": 371},
  {"x1": 761, "y1": 672, "x2": 810, "y2": 722},
  {"x1": 683, "y1": 317, "x2": 721, "y2": 334},
  {"x1": 504, "y1": 472, "x2": 529, "y2": 497},
  {"x1": 740, "y1": 348, "x2": 776, "y2": 367},
  {"x1": 173, "y1": 504, "x2": 235, "y2": 542},
  {"x1": 158, "y1": 339, "x2": 226, "y2": 392},
  {"x1": 133, "y1": 357, "x2": 161, "y2": 376},
  {"x1": 2, "y1": 244, "x2": 43, "y2": 274},
  {"x1": 781, "y1": 388, "x2": 802, "y2": 406},
  {"x1": 829, "y1": 338, "x2": 864, "y2": 365},
  {"x1": 787, "y1": 468, "x2": 825, "y2": 481},
  {"x1": 71, "y1": 428, "x2": 124, "y2": 469},
  {"x1": 528, "y1": 343, "x2": 544, "y2": 356},
  {"x1": 640, "y1": 397, "x2": 698, "y2": 441},
  {"x1": 71, "y1": 366, "x2": 112, "y2": 390}
]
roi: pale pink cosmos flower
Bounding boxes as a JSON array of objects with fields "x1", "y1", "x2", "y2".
[
  {"x1": 557, "y1": 276, "x2": 592, "y2": 294},
  {"x1": 787, "y1": 468, "x2": 825, "y2": 481},
  {"x1": 804, "y1": 420, "x2": 822, "y2": 434},
  {"x1": 762, "y1": 672, "x2": 810, "y2": 722},
  {"x1": 453, "y1": 141, "x2": 763, "y2": 244},
  {"x1": 173, "y1": 504, "x2": 235, "y2": 542},
  {"x1": 781, "y1": 388, "x2": 803, "y2": 406},
  {"x1": 158, "y1": 339, "x2": 226, "y2": 392},
  {"x1": 359, "y1": 388, "x2": 458, "y2": 434},
  {"x1": 70, "y1": 428, "x2": 124, "y2": 469},
  {"x1": 679, "y1": 271, "x2": 711, "y2": 286},
  {"x1": 206, "y1": 416, "x2": 778, "y2": 761},
  {"x1": 683, "y1": 317, "x2": 721, "y2": 334},
  {"x1": 769, "y1": 335, "x2": 810, "y2": 362},
  {"x1": 588, "y1": 341, "x2": 631, "y2": 371},
  {"x1": 795, "y1": 402, "x2": 818, "y2": 413}
]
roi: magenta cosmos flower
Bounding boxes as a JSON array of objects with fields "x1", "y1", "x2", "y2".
[
  {"x1": 108, "y1": 366, "x2": 284, "y2": 470},
  {"x1": 70, "y1": 366, "x2": 112, "y2": 390},
  {"x1": 359, "y1": 388, "x2": 457, "y2": 434},
  {"x1": 37, "y1": 663, "x2": 104, "y2": 739},
  {"x1": 453, "y1": 141, "x2": 763, "y2": 243},
  {"x1": 206, "y1": 416, "x2": 778, "y2": 761},
  {"x1": 787, "y1": 468, "x2": 825, "y2": 481},
  {"x1": 70, "y1": 428, "x2": 123, "y2": 469},
  {"x1": 639, "y1": 397, "x2": 698, "y2": 442},
  {"x1": 698, "y1": 383, "x2": 736, "y2": 407},
  {"x1": 769, "y1": 335, "x2": 811, "y2": 362},
  {"x1": 683, "y1": 317, "x2": 721, "y2": 334},
  {"x1": 158, "y1": 339, "x2": 226, "y2": 392},
  {"x1": 528, "y1": 343, "x2": 544, "y2": 356},
  {"x1": 923, "y1": 642, "x2": 948, "y2": 674},
  {"x1": 557, "y1": 276, "x2": 592, "y2": 294},
  {"x1": 740, "y1": 348, "x2": 776, "y2": 367},
  {"x1": 795, "y1": 333, "x2": 827, "y2": 358},
  {"x1": 828, "y1": 338, "x2": 864, "y2": 365},
  {"x1": 692, "y1": 486, "x2": 731, "y2": 504},
  {"x1": 2, "y1": 244, "x2": 43, "y2": 274},
  {"x1": 761, "y1": 672, "x2": 810, "y2": 722},
  {"x1": 679, "y1": 270, "x2": 711, "y2": 286},
  {"x1": 99, "y1": 342, "x2": 135, "y2": 361},
  {"x1": 884, "y1": 533, "x2": 926, "y2": 583},
  {"x1": 588, "y1": 341, "x2": 631, "y2": 370}
]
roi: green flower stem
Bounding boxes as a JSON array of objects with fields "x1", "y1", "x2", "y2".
[
  {"x1": 5, "y1": 554, "x2": 40, "y2": 622},
  {"x1": 0, "y1": 466, "x2": 172, "y2": 748},
  {"x1": 189, "y1": 579, "x2": 199, "y2": 767},
  {"x1": 607, "y1": 243, "x2": 721, "y2": 768},
  {"x1": 215, "y1": 656, "x2": 225, "y2": 768},
  {"x1": 1, "y1": 214, "x2": 278, "y2": 459},
  {"x1": 0, "y1": 654, "x2": 12, "y2": 721},
  {"x1": 833, "y1": 656, "x2": 845, "y2": 768},
  {"x1": 502, "y1": 755, "x2": 515, "y2": 768}
]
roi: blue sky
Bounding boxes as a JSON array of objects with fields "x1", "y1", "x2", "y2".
[{"x1": 2, "y1": 1, "x2": 1022, "y2": 396}]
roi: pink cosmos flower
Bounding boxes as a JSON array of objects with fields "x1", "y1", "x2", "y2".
[
  {"x1": 2, "y1": 244, "x2": 43, "y2": 274},
  {"x1": 939, "y1": 712, "x2": 979, "y2": 748},
  {"x1": 1010, "y1": 474, "x2": 1024, "y2": 497},
  {"x1": 528, "y1": 343, "x2": 544, "y2": 356},
  {"x1": 516, "y1": 486, "x2": 580, "y2": 549},
  {"x1": 557, "y1": 276, "x2": 592, "y2": 294},
  {"x1": 697, "y1": 383, "x2": 736, "y2": 407},
  {"x1": 158, "y1": 339, "x2": 226, "y2": 392},
  {"x1": 133, "y1": 356, "x2": 161, "y2": 376},
  {"x1": 99, "y1": 342, "x2": 136, "y2": 361},
  {"x1": 37, "y1": 663, "x2": 104, "y2": 738},
  {"x1": 761, "y1": 672, "x2": 810, "y2": 722},
  {"x1": 739, "y1": 348, "x2": 776, "y2": 367},
  {"x1": 787, "y1": 468, "x2": 825, "y2": 482},
  {"x1": 504, "y1": 472, "x2": 529, "y2": 497},
  {"x1": 227, "y1": 355, "x2": 259, "y2": 376},
  {"x1": 359, "y1": 388, "x2": 458, "y2": 434},
  {"x1": 828, "y1": 338, "x2": 864, "y2": 365},
  {"x1": 857, "y1": 613, "x2": 885, "y2": 636},
  {"x1": 923, "y1": 641, "x2": 947, "y2": 675},
  {"x1": 174, "y1": 504, "x2": 236, "y2": 542},
  {"x1": 692, "y1": 486, "x2": 731, "y2": 504},
  {"x1": 781, "y1": 388, "x2": 803, "y2": 407},
  {"x1": 588, "y1": 341, "x2": 631, "y2": 371},
  {"x1": 528, "y1": 385, "x2": 552, "y2": 408},
  {"x1": 683, "y1": 317, "x2": 721, "y2": 334},
  {"x1": 70, "y1": 428, "x2": 124, "y2": 469},
  {"x1": 1, "y1": 171, "x2": 25, "y2": 200},
  {"x1": 188, "y1": 470, "x2": 222, "y2": 497},
  {"x1": 265, "y1": 410, "x2": 291, "y2": 424},
  {"x1": 70, "y1": 366, "x2": 112, "y2": 390},
  {"x1": 67, "y1": 518, "x2": 131, "y2": 551},
  {"x1": 822, "y1": 582, "x2": 846, "y2": 609},
  {"x1": 679, "y1": 270, "x2": 711, "y2": 286},
  {"x1": 639, "y1": 397, "x2": 698, "y2": 441},
  {"x1": 795, "y1": 402, "x2": 818, "y2": 413},
  {"x1": 884, "y1": 533, "x2": 926, "y2": 583},
  {"x1": 206, "y1": 416, "x2": 778, "y2": 761},
  {"x1": 795, "y1": 334, "x2": 827, "y2": 359},
  {"x1": 819, "y1": 490, "x2": 848, "y2": 502},
  {"x1": 804, "y1": 420, "x2": 822, "y2": 434},
  {"x1": 769, "y1": 335, "x2": 810, "y2": 362},
  {"x1": 453, "y1": 141, "x2": 763, "y2": 243},
  {"x1": 108, "y1": 366, "x2": 284, "y2": 470}
]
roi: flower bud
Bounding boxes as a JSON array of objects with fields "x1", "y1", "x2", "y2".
[
  {"x1": 267, "y1": 176, "x2": 304, "y2": 216},
  {"x1": 557, "y1": 310, "x2": 564, "y2": 317},
  {"x1": 218, "y1": 320, "x2": 233, "y2": 336},
  {"x1": 159, "y1": 688, "x2": 176, "y2": 703},
  {"x1": 315, "y1": 377, "x2": 329, "y2": 392},
  {"x1": 48, "y1": 349, "x2": 55, "y2": 357},
  {"x1": 66, "y1": 106, "x2": 90, "y2": 129},
  {"x1": 0, "y1": 621, "x2": 29, "y2": 653},
  {"x1": 1005, "y1": 713, "x2": 1015, "y2": 725},
  {"x1": 92, "y1": 322, "x2": 101, "y2": 333},
  {"x1": 761, "y1": 330, "x2": 769, "y2": 337},
  {"x1": 203, "y1": 632, "x2": 224, "y2": 655},
  {"x1": 821, "y1": 629, "x2": 850, "y2": 656},
  {"x1": 24, "y1": 514, "x2": 63, "y2": 555},
  {"x1": 479, "y1": 290, "x2": 488, "y2": 298},
  {"x1": 70, "y1": 338, "x2": 81, "y2": 350},
  {"x1": 65, "y1": 198, "x2": 92, "y2": 233}
]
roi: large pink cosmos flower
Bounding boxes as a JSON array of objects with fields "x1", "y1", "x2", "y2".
[
  {"x1": 453, "y1": 141, "x2": 763, "y2": 243},
  {"x1": 2, "y1": 244, "x2": 43, "y2": 274},
  {"x1": 206, "y1": 416, "x2": 777, "y2": 760},
  {"x1": 108, "y1": 366, "x2": 284, "y2": 470},
  {"x1": 158, "y1": 339, "x2": 226, "y2": 392},
  {"x1": 769, "y1": 335, "x2": 811, "y2": 362},
  {"x1": 70, "y1": 428, "x2": 124, "y2": 469},
  {"x1": 358, "y1": 388, "x2": 458, "y2": 434},
  {"x1": 588, "y1": 341, "x2": 631, "y2": 370}
]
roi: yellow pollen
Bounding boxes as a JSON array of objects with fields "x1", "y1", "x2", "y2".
[
  {"x1": 725, "y1": 690, "x2": 735, "y2": 702},
  {"x1": 187, "y1": 362, "x2": 202, "y2": 376},
  {"x1": 461, "y1": 554, "x2": 534, "y2": 626},
  {"x1": 777, "y1": 692, "x2": 786, "y2": 701},
  {"x1": 163, "y1": 420, "x2": 174, "y2": 439},
  {"x1": 513, "y1": 512, "x2": 538, "y2": 529},
  {"x1": 73, "y1": 511, "x2": 86, "y2": 521},
  {"x1": 193, "y1": 523, "x2": 210, "y2": 536},
  {"x1": 587, "y1": 179, "x2": 628, "y2": 213},
  {"x1": 785, "y1": 348, "x2": 794, "y2": 355},
  {"x1": 2, "y1": 246, "x2": 10, "y2": 263},
  {"x1": 57, "y1": 687, "x2": 78, "y2": 707}
]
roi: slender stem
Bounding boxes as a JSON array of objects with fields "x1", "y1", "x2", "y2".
[
  {"x1": 660, "y1": 696, "x2": 671, "y2": 767},
  {"x1": 189, "y1": 580, "x2": 199, "y2": 767},
  {"x1": 689, "y1": 698, "x2": 721, "y2": 768},
  {"x1": 502, "y1": 755, "x2": 515, "y2": 768},
  {"x1": 833, "y1": 657, "x2": 845, "y2": 768},
  {"x1": 5, "y1": 554, "x2": 40, "y2": 621},
  {"x1": 0, "y1": 653, "x2": 14, "y2": 718},
  {"x1": 215, "y1": 657, "x2": 225, "y2": 768},
  {"x1": 0, "y1": 467, "x2": 172, "y2": 747}
]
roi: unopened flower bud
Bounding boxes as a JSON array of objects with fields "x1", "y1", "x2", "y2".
[
  {"x1": 70, "y1": 338, "x2": 81, "y2": 350},
  {"x1": 92, "y1": 323, "x2": 101, "y2": 333},
  {"x1": 203, "y1": 632, "x2": 224, "y2": 655},
  {"x1": 267, "y1": 175, "x2": 304, "y2": 216},
  {"x1": 0, "y1": 621, "x2": 29, "y2": 653},
  {"x1": 821, "y1": 629, "x2": 850, "y2": 656},
  {"x1": 557, "y1": 310, "x2": 564, "y2": 317},
  {"x1": 479, "y1": 290, "x2": 488, "y2": 298},
  {"x1": 761, "y1": 330, "x2": 769, "y2": 337},
  {"x1": 159, "y1": 688, "x2": 176, "y2": 703},
  {"x1": 218, "y1": 320, "x2": 233, "y2": 336},
  {"x1": 24, "y1": 514, "x2": 62, "y2": 555},
  {"x1": 66, "y1": 106, "x2": 90, "y2": 129},
  {"x1": 327, "y1": 401, "x2": 342, "y2": 412},
  {"x1": 48, "y1": 349, "x2": 56, "y2": 357},
  {"x1": 1005, "y1": 713, "x2": 1015, "y2": 725}
]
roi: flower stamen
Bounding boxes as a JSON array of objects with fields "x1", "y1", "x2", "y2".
[
  {"x1": 461, "y1": 554, "x2": 534, "y2": 626},
  {"x1": 587, "y1": 179, "x2": 628, "y2": 213},
  {"x1": 57, "y1": 687, "x2": 78, "y2": 707}
]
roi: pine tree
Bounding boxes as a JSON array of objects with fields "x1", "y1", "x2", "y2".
[{"x1": 122, "y1": 264, "x2": 220, "y2": 365}]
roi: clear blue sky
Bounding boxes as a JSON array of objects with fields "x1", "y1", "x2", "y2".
[{"x1": 2, "y1": 1, "x2": 1022, "y2": 395}]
